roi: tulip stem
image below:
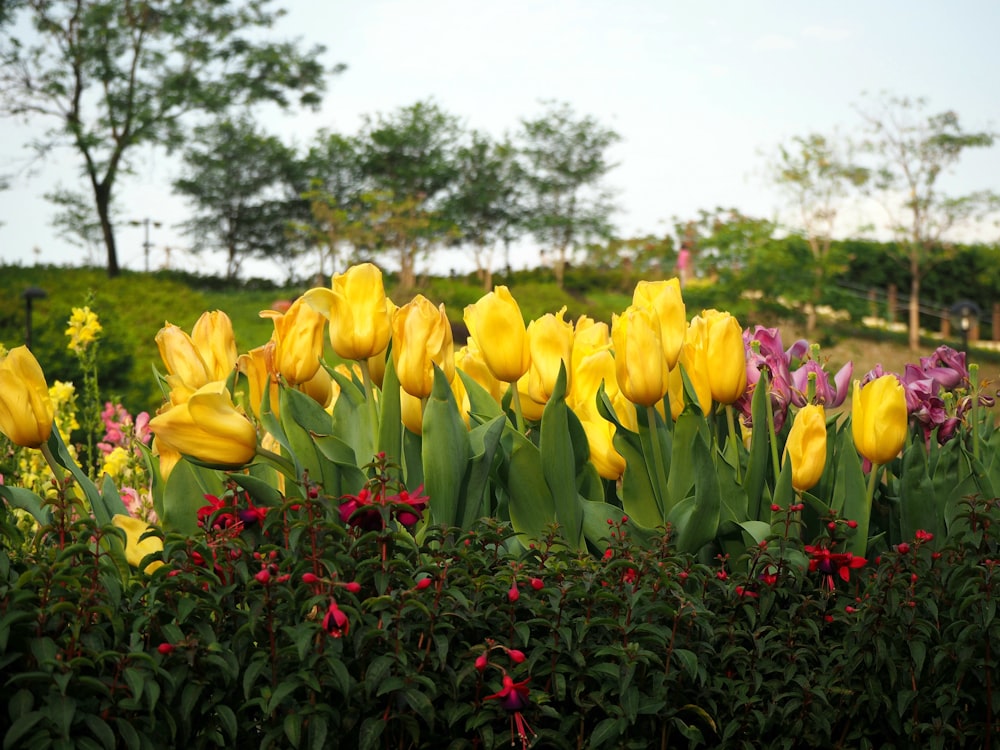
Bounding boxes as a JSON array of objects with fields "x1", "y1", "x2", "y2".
[
  {"x1": 725, "y1": 405, "x2": 741, "y2": 483},
  {"x1": 764, "y1": 378, "x2": 780, "y2": 487},
  {"x1": 255, "y1": 445, "x2": 297, "y2": 478},
  {"x1": 510, "y1": 386, "x2": 526, "y2": 433},
  {"x1": 359, "y1": 359, "x2": 380, "y2": 457},
  {"x1": 646, "y1": 405, "x2": 668, "y2": 519},
  {"x1": 859, "y1": 462, "x2": 880, "y2": 557},
  {"x1": 40, "y1": 440, "x2": 67, "y2": 485}
]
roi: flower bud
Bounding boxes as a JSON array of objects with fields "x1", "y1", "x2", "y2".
[
  {"x1": 783, "y1": 404, "x2": 827, "y2": 492},
  {"x1": 463, "y1": 286, "x2": 530, "y2": 383},
  {"x1": 392, "y1": 295, "x2": 454, "y2": 399},
  {"x1": 259, "y1": 296, "x2": 326, "y2": 386},
  {"x1": 612, "y1": 305, "x2": 669, "y2": 407},
  {"x1": 852, "y1": 375, "x2": 907, "y2": 465}
]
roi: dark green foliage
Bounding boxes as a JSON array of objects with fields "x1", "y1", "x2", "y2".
[{"x1": 2, "y1": 490, "x2": 1000, "y2": 748}]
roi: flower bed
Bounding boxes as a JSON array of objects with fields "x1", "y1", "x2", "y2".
[{"x1": 1, "y1": 263, "x2": 999, "y2": 748}]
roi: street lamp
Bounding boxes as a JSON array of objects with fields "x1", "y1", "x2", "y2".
[
  {"x1": 128, "y1": 217, "x2": 163, "y2": 272},
  {"x1": 949, "y1": 300, "x2": 981, "y2": 353},
  {"x1": 22, "y1": 286, "x2": 47, "y2": 351}
]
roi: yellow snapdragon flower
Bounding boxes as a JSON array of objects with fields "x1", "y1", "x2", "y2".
[{"x1": 65, "y1": 306, "x2": 102, "y2": 353}]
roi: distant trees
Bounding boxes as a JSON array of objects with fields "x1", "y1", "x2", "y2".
[
  {"x1": 0, "y1": 0, "x2": 330, "y2": 277},
  {"x1": 855, "y1": 93, "x2": 998, "y2": 350}
]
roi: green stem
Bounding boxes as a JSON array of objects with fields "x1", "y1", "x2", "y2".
[
  {"x1": 359, "y1": 359, "x2": 380, "y2": 459},
  {"x1": 646, "y1": 405, "x2": 669, "y2": 520},
  {"x1": 255, "y1": 445, "x2": 297, "y2": 478},
  {"x1": 40, "y1": 438, "x2": 67, "y2": 485},
  {"x1": 971, "y1": 363, "x2": 981, "y2": 463},
  {"x1": 510, "y1": 384, "x2": 526, "y2": 433},
  {"x1": 725, "y1": 404, "x2": 741, "y2": 483},
  {"x1": 859, "y1": 463, "x2": 880, "y2": 557},
  {"x1": 764, "y1": 380, "x2": 780, "y2": 487}
]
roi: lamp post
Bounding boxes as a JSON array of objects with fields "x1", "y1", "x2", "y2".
[
  {"x1": 949, "y1": 300, "x2": 981, "y2": 353},
  {"x1": 22, "y1": 286, "x2": 47, "y2": 350},
  {"x1": 129, "y1": 217, "x2": 162, "y2": 272}
]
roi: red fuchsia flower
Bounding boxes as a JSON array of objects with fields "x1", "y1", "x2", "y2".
[
  {"x1": 915, "y1": 529, "x2": 934, "y2": 543},
  {"x1": 322, "y1": 601, "x2": 349, "y2": 638},
  {"x1": 484, "y1": 674, "x2": 537, "y2": 749},
  {"x1": 508, "y1": 649, "x2": 526, "y2": 664},
  {"x1": 507, "y1": 584, "x2": 520, "y2": 603},
  {"x1": 345, "y1": 581, "x2": 362, "y2": 594},
  {"x1": 198, "y1": 494, "x2": 236, "y2": 530},
  {"x1": 338, "y1": 484, "x2": 430, "y2": 531},
  {"x1": 415, "y1": 577, "x2": 432, "y2": 590},
  {"x1": 529, "y1": 577, "x2": 544, "y2": 590},
  {"x1": 475, "y1": 653, "x2": 489, "y2": 672},
  {"x1": 804, "y1": 545, "x2": 867, "y2": 590},
  {"x1": 157, "y1": 643, "x2": 174, "y2": 655}
]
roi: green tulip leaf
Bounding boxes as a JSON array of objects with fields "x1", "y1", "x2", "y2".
[
  {"x1": 504, "y1": 429, "x2": 556, "y2": 545},
  {"x1": 666, "y1": 431, "x2": 720, "y2": 555},
  {"x1": 459, "y1": 415, "x2": 507, "y2": 529},
  {"x1": 898, "y1": 440, "x2": 941, "y2": 542},
  {"x1": 45, "y1": 428, "x2": 123, "y2": 526},
  {"x1": 457, "y1": 369, "x2": 504, "y2": 425},
  {"x1": 376, "y1": 353, "x2": 403, "y2": 473},
  {"x1": 540, "y1": 363, "x2": 584, "y2": 550},
  {"x1": 666, "y1": 406, "x2": 706, "y2": 516},
  {"x1": 422, "y1": 366, "x2": 471, "y2": 528},
  {"x1": 330, "y1": 367, "x2": 375, "y2": 466},
  {"x1": 769, "y1": 458, "x2": 796, "y2": 533},
  {"x1": 0, "y1": 485, "x2": 51, "y2": 525},
  {"x1": 743, "y1": 378, "x2": 773, "y2": 520},
  {"x1": 230, "y1": 472, "x2": 286, "y2": 508},
  {"x1": 161, "y1": 459, "x2": 225, "y2": 535}
]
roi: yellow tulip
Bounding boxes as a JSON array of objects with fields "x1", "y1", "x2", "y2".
[
  {"x1": 579, "y1": 412, "x2": 626, "y2": 481},
  {"x1": 392, "y1": 295, "x2": 454, "y2": 399},
  {"x1": 572, "y1": 315, "x2": 611, "y2": 370},
  {"x1": 784, "y1": 404, "x2": 827, "y2": 492},
  {"x1": 456, "y1": 340, "x2": 503, "y2": 405},
  {"x1": 299, "y1": 364, "x2": 334, "y2": 409},
  {"x1": 670, "y1": 324, "x2": 713, "y2": 417},
  {"x1": 237, "y1": 344, "x2": 279, "y2": 419},
  {"x1": 259, "y1": 296, "x2": 326, "y2": 385},
  {"x1": 612, "y1": 305, "x2": 669, "y2": 408},
  {"x1": 112, "y1": 515, "x2": 164, "y2": 574},
  {"x1": 304, "y1": 262, "x2": 391, "y2": 361},
  {"x1": 190, "y1": 311, "x2": 238, "y2": 382},
  {"x1": 0, "y1": 346, "x2": 54, "y2": 448},
  {"x1": 526, "y1": 306, "x2": 574, "y2": 404},
  {"x1": 852, "y1": 375, "x2": 908, "y2": 465},
  {"x1": 153, "y1": 438, "x2": 182, "y2": 482},
  {"x1": 463, "y1": 286, "x2": 530, "y2": 383},
  {"x1": 400, "y1": 388, "x2": 424, "y2": 434},
  {"x1": 156, "y1": 322, "x2": 211, "y2": 390},
  {"x1": 692, "y1": 309, "x2": 747, "y2": 405},
  {"x1": 149, "y1": 381, "x2": 258, "y2": 468},
  {"x1": 569, "y1": 348, "x2": 616, "y2": 415},
  {"x1": 632, "y1": 278, "x2": 686, "y2": 369},
  {"x1": 514, "y1": 372, "x2": 547, "y2": 421}
]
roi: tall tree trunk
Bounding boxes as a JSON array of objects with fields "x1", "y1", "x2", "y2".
[
  {"x1": 909, "y1": 248, "x2": 921, "y2": 351},
  {"x1": 94, "y1": 182, "x2": 120, "y2": 278}
]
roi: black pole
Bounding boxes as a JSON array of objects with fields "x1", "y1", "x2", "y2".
[{"x1": 22, "y1": 286, "x2": 47, "y2": 351}]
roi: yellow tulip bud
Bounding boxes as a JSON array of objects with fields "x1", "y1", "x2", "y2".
[
  {"x1": 670, "y1": 324, "x2": 713, "y2": 417},
  {"x1": 304, "y1": 262, "x2": 391, "y2": 361},
  {"x1": 392, "y1": 295, "x2": 454, "y2": 399},
  {"x1": 692, "y1": 309, "x2": 747, "y2": 405},
  {"x1": 612, "y1": 305, "x2": 670, "y2": 407},
  {"x1": 463, "y1": 286, "x2": 530, "y2": 383},
  {"x1": 580, "y1": 411, "x2": 626, "y2": 480},
  {"x1": 526, "y1": 306, "x2": 574, "y2": 404},
  {"x1": 456, "y1": 341, "x2": 503, "y2": 404},
  {"x1": 632, "y1": 278, "x2": 686, "y2": 369},
  {"x1": 149, "y1": 381, "x2": 258, "y2": 468},
  {"x1": 190, "y1": 311, "x2": 238, "y2": 382},
  {"x1": 514, "y1": 372, "x2": 547, "y2": 422},
  {"x1": 237, "y1": 345, "x2": 279, "y2": 419},
  {"x1": 852, "y1": 375, "x2": 908, "y2": 465},
  {"x1": 784, "y1": 404, "x2": 827, "y2": 492},
  {"x1": 259, "y1": 296, "x2": 326, "y2": 385},
  {"x1": 0, "y1": 346, "x2": 54, "y2": 448},
  {"x1": 112, "y1": 514, "x2": 164, "y2": 574},
  {"x1": 400, "y1": 388, "x2": 424, "y2": 434}
]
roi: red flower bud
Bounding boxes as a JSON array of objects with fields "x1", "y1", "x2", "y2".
[
  {"x1": 416, "y1": 577, "x2": 432, "y2": 590},
  {"x1": 529, "y1": 577, "x2": 544, "y2": 590},
  {"x1": 255, "y1": 569, "x2": 271, "y2": 584},
  {"x1": 507, "y1": 585, "x2": 520, "y2": 603},
  {"x1": 770, "y1": 504, "x2": 781, "y2": 512},
  {"x1": 157, "y1": 643, "x2": 174, "y2": 655},
  {"x1": 302, "y1": 572, "x2": 320, "y2": 584},
  {"x1": 345, "y1": 581, "x2": 361, "y2": 593},
  {"x1": 896, "y1": 542, "x2": 911, "y2": 554},
  {"x1": 847, "y1": 519, "x2": 858, "y2": 529},
  {"x1": 827, "y1": 522, "x2": 837, "y2": 531},
  {"x1": 508, "y1": 649, "x2": 526, "y2": 664},
  {"x1": 475, "y1": 654, "x2": 488, "y2": 672}
]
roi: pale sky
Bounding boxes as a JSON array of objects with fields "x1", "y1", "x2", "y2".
[{"x1": 1, "y1": 0, "x2": 998, "y2": 279}]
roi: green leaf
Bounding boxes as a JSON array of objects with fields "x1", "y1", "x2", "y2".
[
  {"x1": 667, "y1": 406, "x2": 707, "y2": 517},
  {"x1": 422, "y1": 366, "x2": 471, "y2": 528},
  {"x1": 504, "y1": 429, "x2": 556, "y2": 544},
  {"x1": 161, "y1": 459, "x2": 225, "y2": 535},
  {"x1": 743, "y1": 378, "x2": 774, "y2": 520},
  {"x1": 666, "y1": 429, "x2": 720, "y2": 554},
  {"x1": 459, "y1": 415, "x2": 506, "y2": 529},
  {"x1": 540, "y1": 364, "x2": 584, "y2": 549},
  {"x1": 0, "y1": 485, "x2": 51, "y2": 525},
  {"x1": 376, "y1": 353, "x2": 403, "y2": 470},
  {"x1": 330, "y1": 367, "x2": 377, "y2": 466}
]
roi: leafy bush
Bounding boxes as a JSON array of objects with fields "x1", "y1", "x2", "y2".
[{"x1": 3, "y1": 487, "x2": 999, "y2": 749}]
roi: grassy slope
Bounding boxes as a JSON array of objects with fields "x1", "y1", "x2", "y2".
[{"x1": 2, "y1": 264, "x2": 995, "y2": 414}]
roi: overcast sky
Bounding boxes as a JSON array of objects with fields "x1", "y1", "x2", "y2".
[{"x1": 1, "y1": 0, "x2": 998, "y2": 279}]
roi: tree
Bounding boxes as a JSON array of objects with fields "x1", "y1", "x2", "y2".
[
  {"x1": 856, "y1": 93, "x2": 997, "y2": 350},
  {"x1": 518, "y1": 101, "x2": 620, "y2": 288},
  {"x1": 771, "y1": 132, "x2": 868, "y2": 332},
  {"x1": 674, "y1": 208, "x2": 777, "y2": 280},
  {"x1": 172, "y1": 116, "x2": 309, "y2": 280},
  {"x1": 446, "y1": 130, "x2": 524, "y2": 289},
  {"x1": 44, "y1": 187, "x2": 107, "y2": 265},
  {"x1": 0, "y1": 0, "x2": 330, "y2": 277},
  {"x1": 292, "y1": 131, "x2": 366, "y2": 281},
  {"x1": 356, "y1": 100, "x2": 462, "y2": 292}
]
